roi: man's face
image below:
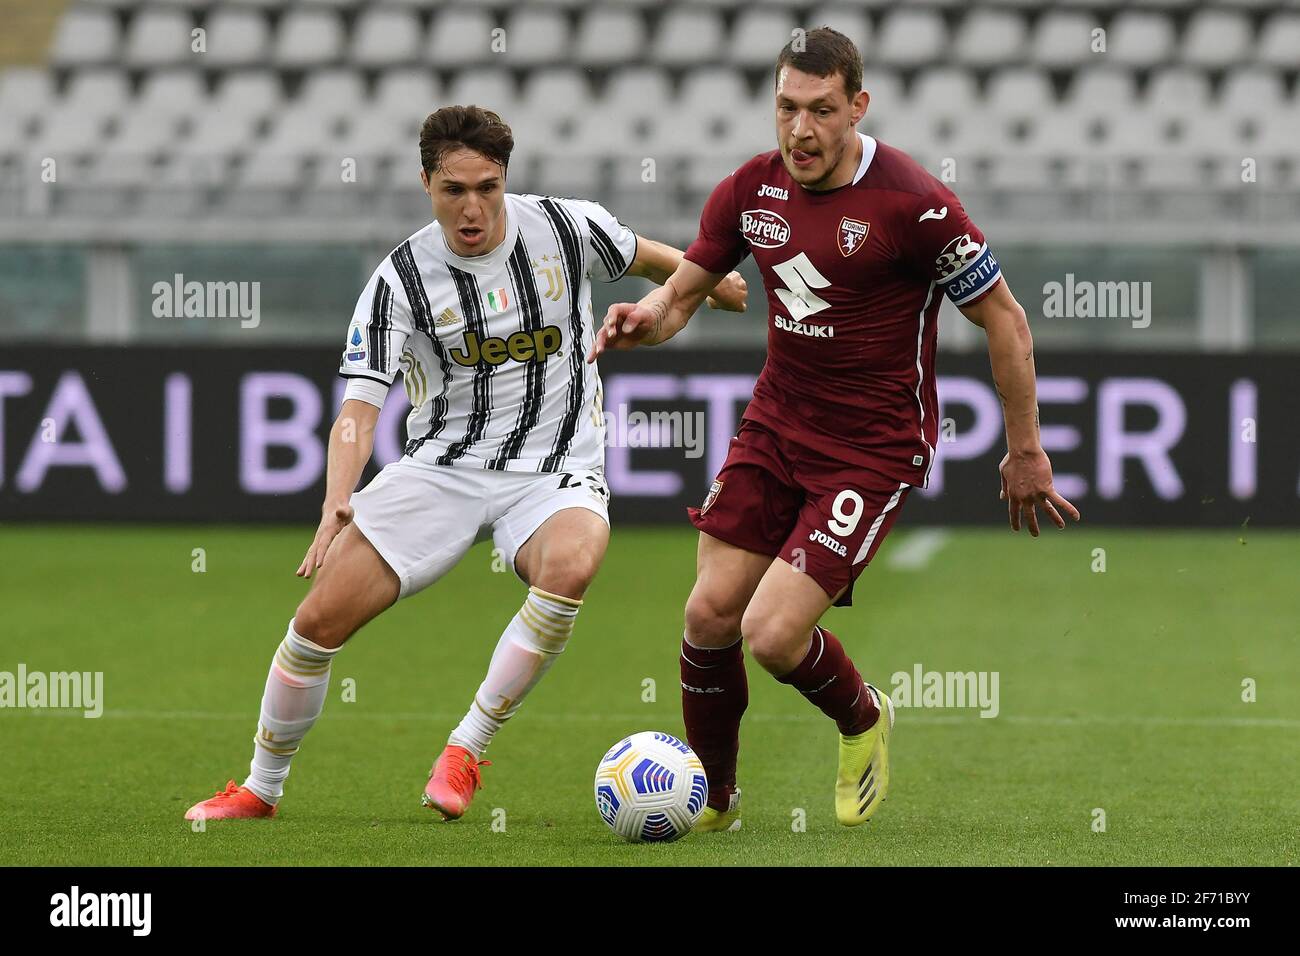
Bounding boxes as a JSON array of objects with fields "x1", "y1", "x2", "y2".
[
  {"x1": 421, "y1": 148, "x2": 507, "y2": 257},
  {"x1": 774, "y1": 66, "x2": 869, "y2": 190}
]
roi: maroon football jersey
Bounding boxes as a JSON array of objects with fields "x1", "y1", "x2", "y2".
[{"x1": 684, "y1": 134, "x2": 1003, "y2": 487}]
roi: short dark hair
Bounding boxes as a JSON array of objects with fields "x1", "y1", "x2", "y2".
[
  {"x1": 419, "y1": 105, "x2": 514, "y2": 176},
  {"x1": 774, "y1": 27, "x2": 863, "y2": 102}
]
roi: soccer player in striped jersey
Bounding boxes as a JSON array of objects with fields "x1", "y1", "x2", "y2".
[
  {"x1": 184, "y1": 105, "x2": 747, "y2": 823},
  {"x1": 590, "y1": 29, "x2": 1079, "y2": 830}
]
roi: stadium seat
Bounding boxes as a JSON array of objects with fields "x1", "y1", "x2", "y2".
[
  {"x1": 875, "y1": 10, "x2": 947, "y2": 68},
  {"x1": 351, "y1": 6, "x2": 422, "y2": 68},
  {"x1": 123, "y1": 8, "x2": 194, "y2": 68},
  {"x1": 602, "y1": 68, "x2": 674, "y2": 124},
  {"x1": 952, "y1": 10, "x2": 1029, "y2": 68},
  {"x1": 807, "y1": 7, "x2": 872, "y2": 57},
  {"x1": 860, "y1": 70, "x2": 904, "y2": 113},
  {"x1": 1145, "y1": 68, "x2": 1211, "y2": 120},
  {"x1": 445, "y1": 69, "x2": 518, "y2": 115},
  {"x1": 1107, "y1": 12, "x2": 1176, "y2": 67},
  {"x1": 0, "y1": 69, "x2": 56, "y2": 127},
  {"x1": 1181, "y1": 10, "x2": 1253, "y2": 68},
  {"x1": 500, "y1": 10, "x2": 570, "y2": 67},
  {"x1": 49, "y1": 7, "x2": 119, "y2": 66},
  {"x1": 908, "y1": 68, "x2": 979, "y2": 120},
  {"x1": 299, "y1": 69, "x2": 367, "y2": 123},
  {"x1": 986, "y1": 68, "x2": 1054, "y2": 122},
  {"x1": 1029, "y1": 11, "x2": 1099, "y2": 68},
  {"x1": 652, "y1": 9, "x2": 726, "y2": 68},
  {"x1": 427, "y1": 8, "x2": 497, "y2": 68},
  {"x1": 574, "y1": 8, "x2": 645, "y2": 67},
  {"x1": 203, "y1": 9, "x2": 272, "y2": 68},
  {"x1": 135, "y1": 69, "x2": 207, "y2": 120},
  {"x1": 274, "y1": 7, "x2": 345, "y2": 68},
  {"x1": 729, "y1": 9, "x2": 799, "y2": 69},
  {"x1": 374, "y1": 69, "x2": 442, "y2": 119},
  {"x1": 1219, "y1": 68, "x2": 1287, "y2": 120},
  {"x1": 1064, "y1": 68, "x2": 1139, "y2": 120},
  {"x1": 1257, "y1": 14, "x2": 1300, "y2": 69},
  {"x1": 520, "y1": 68, "x2": 594, "y2": 123},
  {"x1": 62, "y1": 68, "x2": 131, "y2": 121}
]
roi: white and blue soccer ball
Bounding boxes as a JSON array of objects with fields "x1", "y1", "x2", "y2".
[{"x1": 594, "y1": 731, "x2": 708, "y2": 843}]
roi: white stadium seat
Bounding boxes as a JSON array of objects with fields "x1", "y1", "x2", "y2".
[
  {"x1": 49, "y1": 8, "x2": 119, "y2": 66},
  {"x1": 1257, "y1": 14, "x2": 1300, "y2": 69},
  {"x1": 1030, "y1": 11, "x2": 1099, "y2": 69},
  {"x1": 860, "y1": 70, "x2": 905, "y2": 112},
  {"x1": 908, "y1": 68, "x2": 979, "y2": 118},
  {"x1": 427, "y1": 8, "x2": 496, "y2": 69},
  {"x1": 298, "y1": 69, "x2": 367, "y2": 122},
  {"x1": 1181, "y1": 10, "x2": 1253, "y2": 68},
  {"x1": 1107, "y1": 12, "x2": 1175, "y2": 68},
  {"x1": 274, "y1": 8, "x2": 345, "y2": 68},
  {"x1": 1145, "y1": 68, "x2": 1211, "y2": 120},
  {"x1": 728, "y1": 9, "x2": 799, "y2": 69},
  {"x1": 500, "y1": 10, "x2": 570, "y2": 67},
  {"x1": 63, "y1": 68, "x2": 131, "y2": 120},
  {"x1": 807, "y1": 7, "x2": 872, "y2": 58},
  {"x1": 875, "y1": 10, "x2": 947, "y2": 68},
  {"x1": 602, "y1": 68, "x2": 673, "y2": 123},
  {"x1": 520, "y1": 68, "x2": 594, "y2": 122},
  {"x1": 445, "y1": 69, "x2": 517, "y2": 115},
  {"x1": 1219, "y1": 68, "x2": 1286, "y2": 120},
  {"x1": 374, "y1": 69, "x2": 442, "y2": 118},
  {"x1": 204, "y1": 9, "x2": 272, "y2": 68},
  {"x1": 574, "y1": 8, "x2": 645, "y2": 67},
  {"x1": 1064, "y1": 69, "x2": 1138, "y2": 119},
  {"x1": 351, "y1": 7, "x2": 422, "y2": 68},
  {"x1": 0, "y1": 69, "x2": 56, "y2": 126},
  {"x1": 986, "y1": 68, "x2": 1054, "y2": 121},
  {"x1": 123, "y1": 8, "x2": 194, "y2": 68},
  {"x1": 652, "y1": 9, "x2": 725, "y2": 68},
  {"x1": 135, "y1": 70, "x2": 207, "y2": 119},
  {"x1": 952, "y1": 10, "x2": 1029, "y2": 68}
]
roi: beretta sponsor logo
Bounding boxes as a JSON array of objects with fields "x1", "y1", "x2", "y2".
[{"x1": 740, "y1": 209, "x2": 791, "y2": 248}]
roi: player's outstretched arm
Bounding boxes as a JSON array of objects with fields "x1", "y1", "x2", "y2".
[
  {"x1": 960, "y1": 281, "x2": 1081, "y2": 536},
  {"x1": 296, "y1": 398, "x2": 382, "y2": 578},
  {"x1": 586, "y1": 255, "x2": 744, "y2": 364}
]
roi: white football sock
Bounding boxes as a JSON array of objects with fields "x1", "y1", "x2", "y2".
[
  {"x1": 448, "y1": 586, "x2": 581, "y2": 757},
  {"x1": 243, "y1": 621, "x2": 339, "y2": 804}
]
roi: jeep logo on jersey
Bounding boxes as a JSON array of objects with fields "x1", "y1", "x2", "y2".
[
  {"x1": 740, "y1": 209, "x2": 791, "y2": 248},
  {"x1": 838, "y1": 218, "x2": 870, "y2": 257},
  {"x1": 449, "y1": 326, "x2": 563, "y2": 367}
]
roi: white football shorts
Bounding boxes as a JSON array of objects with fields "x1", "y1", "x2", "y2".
[{"x1": 349, "y1": 456, "x2": 611, "y2": 599}]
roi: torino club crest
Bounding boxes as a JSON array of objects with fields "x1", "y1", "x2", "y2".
[{"x1": 839, "y1": 218, "x2": 870, "y2": 257}]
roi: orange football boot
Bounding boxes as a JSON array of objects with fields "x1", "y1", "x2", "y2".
[
  {"x1": 421, "y1": 745, "x2": 490, "y2": 820},
  {"x1": 184, "y1": 780, "x2": 277, "y2": 821}
]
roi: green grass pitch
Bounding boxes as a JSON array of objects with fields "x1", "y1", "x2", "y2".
[{"x1": 1, "y1": 524, "x2": 1297, "y2": 866}]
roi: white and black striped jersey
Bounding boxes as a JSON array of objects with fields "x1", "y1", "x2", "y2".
[{"x1": 338, "y1": 193, "x2": 638, "y2": 473}]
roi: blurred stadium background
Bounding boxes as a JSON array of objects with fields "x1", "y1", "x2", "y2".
[{"x1": 2, "y1": 1, "x2": 1298, "y2": 867}]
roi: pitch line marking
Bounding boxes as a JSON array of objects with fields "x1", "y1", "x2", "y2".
[{"x1": 884, "y1": 529, "x2": 950, "y2": 570}]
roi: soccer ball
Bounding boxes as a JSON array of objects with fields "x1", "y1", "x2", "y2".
[{"x1": 594, "y1": 731, "x2": 708, "y2": 842}]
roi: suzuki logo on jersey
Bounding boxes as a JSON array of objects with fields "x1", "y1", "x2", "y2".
[
  {"x1": 740, "y1": 209, "x2": 791, "y2": 248},
  {"x1": 838, "y1": 218, "x2": 870, "y2": 257},
  {"x1": 774, "y1": 315, "x2": 834, "y2": 338},
  {"x1": 450, "y1": 325, "x2": 562, "y2": 367},
  {"x1": 809, "y1": 529, "x2": 848, "y2": 557},
  {"x1": 757, "y1": 184, "x2": 789, "y2": 200}
]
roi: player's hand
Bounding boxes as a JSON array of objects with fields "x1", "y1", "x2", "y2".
[
  {"x1": 297, "y1": 503, "x2": 354, "y2": 577},
  {"x1": 705, "y1": 271, "x2": 748, "y2": 312},
  {"x1": 586, "y1": 302, "x2": 659, "y2": 363},
  {"x1": 998, "y1": 448, "x2": 1081, "y2": 536}
]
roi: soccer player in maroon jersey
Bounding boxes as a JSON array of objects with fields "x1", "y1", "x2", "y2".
[{"x1": 588, "y1": 28, "x2": 1080, "y2": 829}]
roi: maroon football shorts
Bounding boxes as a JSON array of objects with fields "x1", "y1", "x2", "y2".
[{"x1": 687, "y1": 420, "x2": 911, "y2": 607}]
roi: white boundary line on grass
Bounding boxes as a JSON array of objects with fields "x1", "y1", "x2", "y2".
[
  {"x1": 12, "y1": 709, "x2": 1300, "y2": 729},
  {"x1": 884, "y1": 529, "x2": 950, "y2": 570}
]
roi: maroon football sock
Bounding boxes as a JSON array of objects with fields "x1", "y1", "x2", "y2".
[
  {"x1": 680, "y1": 637, "x2": 748, "y2": 811},
  {"x1": 777, "y1": 626, "x2": 880, "y2": 736}
]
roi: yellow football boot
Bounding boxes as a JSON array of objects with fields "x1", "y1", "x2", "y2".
[
  {"x1": 695, "y1": 787, "x2": 742, "y2": 833},
  {"x1": 835, "y1": 685, "x2": 895, "y2": 826}
]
